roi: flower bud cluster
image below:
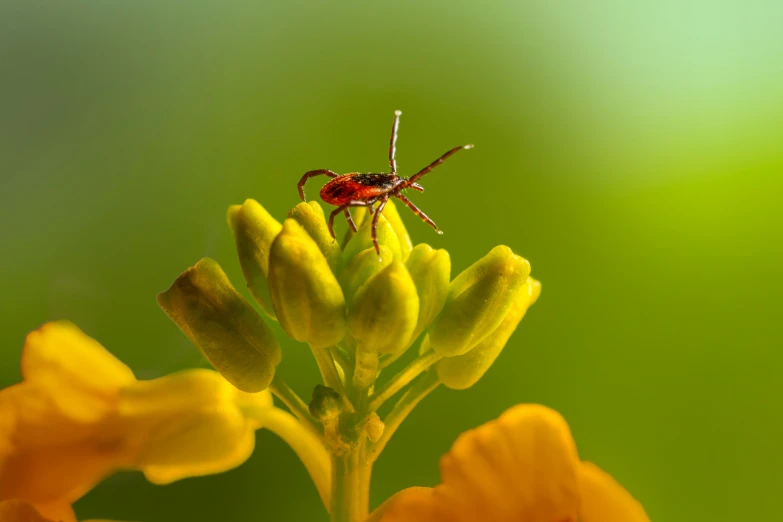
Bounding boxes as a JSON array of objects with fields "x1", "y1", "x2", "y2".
[{"x1": 158, "y1": 198, "x2": 539, "y2": 397}]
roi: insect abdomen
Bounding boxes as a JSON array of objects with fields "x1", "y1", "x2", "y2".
[{"x1": 320, "y1": 174, "x2": 397, "y2": 205}]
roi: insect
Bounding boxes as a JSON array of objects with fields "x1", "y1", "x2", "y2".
[{"x1": 298, "y1": 110, "x2": 473, "y2": 255}]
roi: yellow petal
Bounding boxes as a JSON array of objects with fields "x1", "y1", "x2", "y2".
[
  {"x1": 371, "y1": 404, "x2": 580, "y2": 522},
  {"x1": 20, "y1": 322, "x2": 135, "y2": 423},
  {"x1": 138, "y1": 409, "x2": 256, "y2": 485},
  {"x1": 117, "y1": 369, "x2": 272, "y2": 485},
  {"x1": 578, "y1": 462, "x2": 650, "y2": 522}
]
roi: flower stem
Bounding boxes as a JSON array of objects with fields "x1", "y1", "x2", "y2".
[
  {"x1": 368, "y1": 351, "x2": 442, "y2": 412},
  {"x1": 311, "y1": 344, "x2": 354, "y2": 412},
  {"x1": 330, "y1": 442, "x2": 372, "y2": 522},
  {"x1": 269, "y1": 374, "x2": 324, "y2": 441},
  {"x1": 368, "y1": 370, "x2": 441, "y2": 463}
]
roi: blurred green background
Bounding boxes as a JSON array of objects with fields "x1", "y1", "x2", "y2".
[{"x1": 2, "y1": 2, "x2": 782, "y2": 521}]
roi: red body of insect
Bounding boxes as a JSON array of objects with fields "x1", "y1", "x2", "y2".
[
  {"x1": 320, "y1": 174, "x2": 399, "y2": 206},
  {"x1": 298, "y1": 111, "x2": 473, "y2": 255}
]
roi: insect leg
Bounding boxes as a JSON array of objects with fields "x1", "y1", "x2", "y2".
[
  {"x1": 403, "y1": 144, "x2": 473, "y2": 186},
  {"x1": 371, "y1": 196, "x2": 389, "y2": 255},
  {"x1": 395, "y1": 193, "x2": 442, "y2": 234},
  {"x1": 389, "y1": 110, "x2": 402, "y2": 174},
  {"x1": 343, "y1": 208, "x2": 358, "y2": 233},
  {"x1": 328, "y1": 201, "x2": 373, "y2": 240},
  {"x1": 298, "y1": 169, "x2": 339, "y2": 201}
]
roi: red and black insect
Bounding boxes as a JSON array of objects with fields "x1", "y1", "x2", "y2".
[{"x1": 298, "y1": 110, "x2": 473, "y2": 255}]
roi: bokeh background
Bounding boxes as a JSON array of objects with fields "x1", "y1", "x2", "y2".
[{"x1": 2, "y1": 2, "x2": 782, "y2": 521}]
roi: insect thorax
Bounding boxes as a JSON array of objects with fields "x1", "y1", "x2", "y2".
[{"x1": 350, "y1": 173, "x2": 399, "y2": 189}]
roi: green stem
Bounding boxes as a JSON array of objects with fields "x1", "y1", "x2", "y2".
[
  {"x1": 330, "y1": 441, "x2": 372, "y2": 522},
  {"x1": 368, "y1": 351, "x2": 442, "y2": 412},
  {"x1": 269, "y1": 374, "x2": 324, "y2": 442},
  {"x1": 311, "y1": 344, "x2": 354, "y2": 413},
  {"x1": 368, "y1": 370, "x2": 441, "y2": 463}
]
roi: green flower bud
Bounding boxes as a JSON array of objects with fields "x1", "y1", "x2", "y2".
[
  {"x1": 268, "y1": 219, "x2": 346, "y2": 349},
  {"x1": 405, "y1": 244, "x2": 451, "y2": 343},
  {"x1": 348, "y1": 261, "x2": 419, "y2": 359},
  {"x1": 288, "y1": 201, "x2": 343, "y2": 275},
  {"x1": 227, "y1": 199, "x2": 283, "y2": 319},
  {"x1": 428, "y1": 245, "x2": 530, "y2": 357},
  {"x1": 378, "y1": 199, "x2": 413, "y2": 260},
  {"x1": 437, "y1": 278, "x2": 541, "y2": 389},
  {"x1": 309, "y1": 384, "x2": 343, "y2": 421},
  {"x1": 342, "y1": 213, "x2": 401, "y2": 265},
  {"x1": 339, "y1": 246, "x2": 393, "y2": 305},
  {"x1": 157, "y1": 258, "x2": 281, "y2": 393}
]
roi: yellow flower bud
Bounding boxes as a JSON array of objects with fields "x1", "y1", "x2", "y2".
[
  {"x1": 342, "y1": 213, "x2": 402, "y2": 264},
  {"x1": 288, "y1": 201, "x2": 343, "y2": 274},
  {"x1": 157, "y1": 258, "x2": 281, "y2": 393},
  {"x1": 378, "y1": 199, "x2": 413, "y2": 260},
  {"x1": 348, "y1": 261, "x2": 419, "y2": 360},
  {"x1": 405, "y1": 244, "x2": 451, "y2": 343},
  {"x1": 339, "y1": 245, "x2": 394, "y2": 305},
  {"x1": 267, "y1": 219, "x2": 346, "y2": 349},
  {"x1": 428, "y1": 246, "x2": 530, "y2": 357},
  {"x1": 227, "y1": 199, "x2": 283, "y2": 319},
  {"x1": 437, "y1": 278, "x2": 541, "y2": 389}
]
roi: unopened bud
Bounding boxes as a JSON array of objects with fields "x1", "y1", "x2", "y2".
[
  {"x1": 339, "y1": 246, "x2": 394, "y2": 305},
  {"x1": 428, "y1": 246, "x2": 530, "y2": 357},
  {"x1": 437, "y1": 278, "x2": 541, "y2": 389},
  {"x1": 309, "y1": 384, "x2": 343, "y2": 421},
  {"x1": 348, "y1": 261, "x2": 419, "y2": 359},
  {"x1": 157, "y1": 258, "x2": 281, "y2": 392},
  {"x1": 378, "y1": 199, "x2": 412, "y2": 260},
  {"x1": 405, "y1": 244, "x2": 451, "y2": 343},
  {"x1": 227, "y1": 199, "x2": 282, "y2": 319},
  {"x1": 267, "y1": 219, "x2": 346, "y2": 349},
  {"x1": 288, "y1": 201, "x2": 343, "y2": 274},
  {"x1": 342, "y1": 213, "x2": 401, "y2": 265}
]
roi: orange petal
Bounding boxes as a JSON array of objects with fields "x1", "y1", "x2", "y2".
[
  {"x1": 0, "y1": 499, "x2": 74, "y2": 522},
  {"x1": 368, "y1": 487, "x2": 440, "y2": 522},
  {"x1": 21, "y1": 322, "x2": 135, "y2": 423},
  {"x1": 0, "y1": 439, "x2": 125, "y2": 508},
  {"x1": 578, "y1": 462, "x2": 650, "y2": 522},
  {"x1": 371, "y1": 404, "x2": 581, "y2": 522}
]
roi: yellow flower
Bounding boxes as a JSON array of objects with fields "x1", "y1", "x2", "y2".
[
  {"x1": 0, "y1": 321, "x2": 328, "y2": 522},
  {"x1": 369, "y1": 404, "x2": 649, "y2": 522}
]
